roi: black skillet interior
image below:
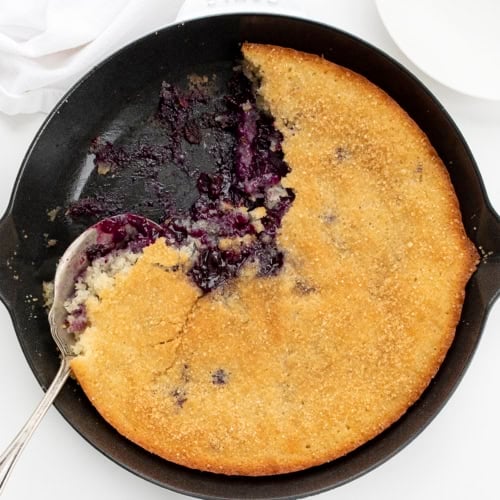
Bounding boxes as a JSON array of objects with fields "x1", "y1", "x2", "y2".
[{"x1": 0, "y1": 14, "x2": 499, "y2": 500}]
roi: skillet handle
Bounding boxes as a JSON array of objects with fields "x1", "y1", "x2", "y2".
[
  {"x1": 474, "y1": 255, "x2": 500, "y2": 309},
  {"x1": 0, "y1": 215, "x2": 19, "y2": 308},
  {"x1": 474, "y1": 207, "x2": 500, "y2": 308}
]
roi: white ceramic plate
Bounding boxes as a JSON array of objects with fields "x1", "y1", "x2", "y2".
[
  {"x1": 376, "y1": 0, "x2": 500, "y2": 100},
  {"x1": 176, "y1": 0, "x2": 308, "y2": 22}
]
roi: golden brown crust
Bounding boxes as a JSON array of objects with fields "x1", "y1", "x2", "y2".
[{"x1": 70, "y1": 44, "x2": 478, "y2": 476}]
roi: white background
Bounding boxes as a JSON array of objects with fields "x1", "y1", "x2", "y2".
[{"x1": 1, "y1": 1, "x2": 499, "y2": 499}]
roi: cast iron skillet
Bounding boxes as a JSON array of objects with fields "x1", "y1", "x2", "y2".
[{"x1": 0, "y1": 14, "x2": 499, "y2": 500}]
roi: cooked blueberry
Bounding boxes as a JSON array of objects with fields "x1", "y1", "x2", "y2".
[
  {"x1": 212, "y1": 368, "x2": 229, "y2": 385},
  {"x1": 188, "y1": 248, "x2": 247, "y2": 292},
  {"x1": 183, "y1": 120, "x2": 202, "y2": 144},
  {"x1": 257, "y1": 246, "x2": 284, "y2": 277},
  {"x1": 196, "y1": 172, "x2": 224, "y2": 199},
  {"x1": 334, "y1": 146, "x2": 351, "y2": 162},
  {"x1": 162, "y1": 218, "x2": 189, "y2": 245},
  {"x1": 89, "y1": 214, "x2": 164, "y2": 260},
  {"x1": 85, "y1": 244, "x2": 109, "y2": 261},
  {"x1": 171, "y1": 387, "x2": 187, "y2": 407},
  {"x1": 156, "y1": 82, "x2": 188, "y2": 130}
]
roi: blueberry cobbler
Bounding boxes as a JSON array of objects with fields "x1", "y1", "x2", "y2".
[{"x1": 65, "y1": 44, "x2": 478, "y2": 476}]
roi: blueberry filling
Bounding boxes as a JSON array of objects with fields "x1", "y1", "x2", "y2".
[
  {"x1": 66, "y1": 304, "x2": 87, "y2": 334},
  {"x1": 67, "y1": 67, "x2": 294, "y2": 293},
  {"x1": 161, "y1": 71, "x2": 294, "y2": 291}
]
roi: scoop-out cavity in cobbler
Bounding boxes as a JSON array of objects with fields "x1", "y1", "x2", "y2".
[{"x1": 64, "y1": 68, "x2": 294, "y2": 334}]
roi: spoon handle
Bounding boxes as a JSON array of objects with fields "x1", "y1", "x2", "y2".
[{"x1": 0, "y1": 357, "x2": 71, "y2": 495}]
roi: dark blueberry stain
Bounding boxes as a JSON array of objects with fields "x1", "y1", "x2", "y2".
[
  {"x1": 334, "y1": 146, "x2": 350, "y2": 162},
  {"x1": 211, "y1": 368, "x2": 229, "y2": 385},
  {"x1": 294, "y1": 279, "x2": 317, "y2": 295},
  {"x1": 282, "y1": 117, "x2": 296, "y2": 132},
  {"x1": 320, "y1": 212, "x2": 336, "y2": 224},
  {"x1": 89, "y1": 138, "x2": 130, "y2": 173},
  {"x1": 171, "y1": 387, "x2": 188, "y2": 407},
  {"x1": 152, "y1": 262, "x2": 180, "y2": 272},
  {"x1": 415, "y1": 163, "x2": 424, "y2": 182},
  {"x1": 181, "y1": 363, "x2": 190, "y2": 383},
  {"x1": 85, "y1": 243, "x2": 109, "y2": 261}
]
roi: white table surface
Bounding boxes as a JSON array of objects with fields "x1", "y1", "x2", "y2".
[{"x1": 1, "y1": 1, "x2": 499, "y2": 499}]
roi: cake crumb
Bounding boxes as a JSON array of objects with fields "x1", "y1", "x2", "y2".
[
  {"x1": 42, "y1": 281, "x2": 55, "y2": 309},
  {"x1": 97, "y1": 162, "x2": 112, "y2": 175},
  {"x1": 47, "y1": 207, "x2": 61, "y2": 222}
]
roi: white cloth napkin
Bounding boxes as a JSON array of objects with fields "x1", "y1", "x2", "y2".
[{"x1": 0, "y1": 0, "x2": 183, "y2": 115}]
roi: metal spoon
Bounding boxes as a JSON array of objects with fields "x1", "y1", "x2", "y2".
[{"x1": 0, "y1": 214, "x2": 163, "y2": 494}]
